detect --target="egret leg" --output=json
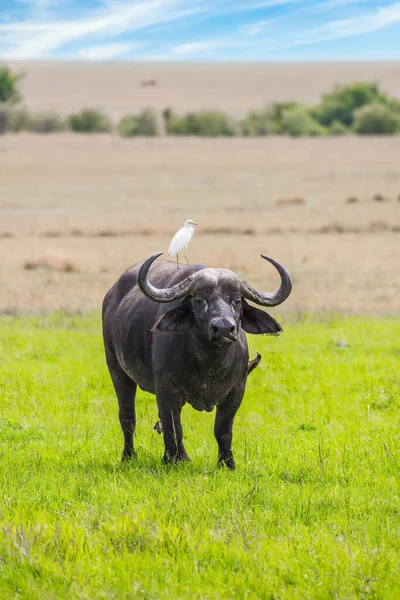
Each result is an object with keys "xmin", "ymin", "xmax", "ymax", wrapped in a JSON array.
[
  {"xmin": 176, "ymin": 254, "xmax": 180, "ymax": 269},
  {"xmin": 184, "ymin": 247, "xmax": 190, "ymax": 266}
]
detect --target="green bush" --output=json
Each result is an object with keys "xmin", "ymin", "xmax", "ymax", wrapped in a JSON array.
[
  {"xmin": 240, "ymin": 102, "xmax": 305, "ymax": 136},
  {"xmin": 384, "ymin": 97, "xmax": 400, "ymax": 113},
  {"xmin": 0, "ymin": 106, "xmax": 8, "ymax": 133},
  {"xmin": 0, "ymin": 106, "xmax": 31, "ymax": 133},
  {"xmin": 118, "ymin": 109, "xmax": 158, "ymax": 137},
  {"xmin": 29, "ymin": 112, "xmax": 65, "ymax": 133},
  {"xmin": 163, "ymin": 109, "xmax": 189, "ymax": 135},
  {"xmin": 329, "ymin": 120, "xmax": 349, "ymax": 136},
  {"xmin": 68, "ymin": 109, "xmax": 111, "ymax": 133},
  {"xmin": 265, "ymin": 101, "xmax": 300, "ymax": 131},
  {"xmin": 0, "ymin": 65, "xmax": 23, "ymax": 104},
  {"xmin": 314, "ymin": 82, "xmax": 392, "ymax": 127},
  {"xmin": 3, "ymin": 79, "xmax": 400, "ymax": 138},
  {"xmin": 165, "ymin": 109, "xmax": 236, "ymax": 137},
  {"xmin": 353, "ymin": 103, "xmax": 400, "ymax": 135},
  {"xmin": 7, "ymin": 107, "xmax": 31, "ymax": 131},
  {"xmin": 240, "ymin": 109, "xmax": 274, "ymax": 136},
  {"xmin": 0, "ymin": 107, "xmax": 64, "ymax": 133},
  {"xmin": 281, "ymin": 105, "xmax": 327, "ymax": 137}
]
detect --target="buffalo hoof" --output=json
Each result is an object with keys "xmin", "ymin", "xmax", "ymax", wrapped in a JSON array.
[
  {"xmin": 218, "ymin": 457, "xmax": 236, "ymax": 471},
  {"xmin": 121, "ymin": 448, "xmax": 136, "ymax": 462},
  {"xmin": 162, "ymin": 452, "xmax": 191, "ymax": 464}
]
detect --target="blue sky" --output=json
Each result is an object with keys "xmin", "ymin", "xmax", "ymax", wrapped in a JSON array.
[{"xmin": 1, "ymin": 1, "xmax": 400, "ymax": 61}]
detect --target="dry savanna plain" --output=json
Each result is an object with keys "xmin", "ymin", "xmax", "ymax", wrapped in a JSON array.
[
  {"xmin": 0, "ymin": 134, "xmax": 399, "ymax": 314},
  {"xmin": 1, "ymin": 61, "xmax": 400, "ymax": 315},
  {"xmin": 0, "ymin": 63, "xmax": 400, "ymax": 599}
]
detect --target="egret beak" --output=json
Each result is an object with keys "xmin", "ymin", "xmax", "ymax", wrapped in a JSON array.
[{"xmin": 189, "ymin": 221, "xmax": 199, "ymax": 226}]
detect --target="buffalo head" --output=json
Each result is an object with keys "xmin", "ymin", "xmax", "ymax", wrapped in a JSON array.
[{"xmin": 138, "ymin": 253, "xmax": 292, "ymax": 347}]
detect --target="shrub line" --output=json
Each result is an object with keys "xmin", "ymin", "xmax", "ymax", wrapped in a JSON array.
[{"xmin": 1, "ymin": 68, "xmax": 400, "ymax": 137}]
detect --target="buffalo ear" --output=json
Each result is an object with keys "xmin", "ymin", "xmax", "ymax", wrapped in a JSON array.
[
  {"xmin": 152, "ymin": 298, "xmax": 193, "ymax": 333},
  {"xmin": 241, "ymin": 300, "xmax": 282, "ymax": 335}
]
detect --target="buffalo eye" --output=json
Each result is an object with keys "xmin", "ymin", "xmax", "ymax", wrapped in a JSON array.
[
  {"xmin": 231, "ymin": 297, "xmax": 242, "ymax": 308},
  {"xmin": 194, "ymin": 296, "xmax": 206, "ymax": 306}
]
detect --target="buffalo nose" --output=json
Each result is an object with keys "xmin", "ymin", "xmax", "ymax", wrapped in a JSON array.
[{"xmin": 209, "ymin": 318, "xmax": 237, "ymax": 341}]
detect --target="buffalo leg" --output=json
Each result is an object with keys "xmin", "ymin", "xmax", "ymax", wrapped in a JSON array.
[
  {"xmin": 106, "ymin": 352, "xmax": 137, "ymax": 461},
  {"xmin": 156, "ymin": 395, "xmax": 189, "ymax": 463},
  {"xmin": 214, "ymin": 387, "xmax": 244, "ymax": 470}
]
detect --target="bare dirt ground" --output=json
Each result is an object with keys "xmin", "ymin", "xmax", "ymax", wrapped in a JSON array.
[
  {"xmin": 0, "ymin": 134, "xmax": 399, "ymax": 314},
  {"xmin": 7, "ymin": 61, "xmax": 400, "ymax": 118}
]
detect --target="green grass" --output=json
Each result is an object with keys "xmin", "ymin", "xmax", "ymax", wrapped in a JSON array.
[{"xmin": 0, "ymin": 313, "xmax": 399, "ymax": 599}]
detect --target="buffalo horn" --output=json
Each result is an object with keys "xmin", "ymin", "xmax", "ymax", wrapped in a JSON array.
[
  {"xmin": 240, "ymin": 255, "xmax": 292, "ymax": 307},
  {"xmin": 138, "ymin": 252, "xmax": 195, "ymax": 303}
]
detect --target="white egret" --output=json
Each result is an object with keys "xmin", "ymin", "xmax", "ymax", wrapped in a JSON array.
[{"xmin": 168, "ymin": 219, "xmax": 198, "ymax": 268}]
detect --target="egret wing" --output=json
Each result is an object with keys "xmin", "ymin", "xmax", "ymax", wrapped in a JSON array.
[
  {"xmin": 186, "ymin": 225, "xmax": 194, "ymax": 243},
  {"xmin": 168, "ymin": 227, "xmax": 187, "ymax": 256}
]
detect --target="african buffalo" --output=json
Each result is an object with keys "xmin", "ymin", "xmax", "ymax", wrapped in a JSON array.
[{"xmin": 102, "ymin": 252, "xmax": 292, "ymax": 469}]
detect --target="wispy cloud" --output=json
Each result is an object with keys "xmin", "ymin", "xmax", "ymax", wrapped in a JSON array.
[
  {"xmin": 172, "ymin": 38, "xmax": 251, "ymax": 56},
  {"xmin": 77, "ymin": 41, "xmax": 139, "ymax": 61},
  {"xmin": 238, "ymin": 1, "xmax": 400, "ymax": 49},
  {"xmin": 1, "ymin": 0, "xmax": 400, "ymax": 61},
  {"xmin": 1, "ymin": 0, "xmax": 203, "ymax": 59},
  {"xmin": 310, "ymin": 0, "xmax": 375, "ymax": 13},
  {"xmin": 230, "ymin": 0, "xmax": 301, "ymax": 9},
  {"xmin": 240, "ymin": 0, "xmax": 382, "ymax": 36},
  {"xmin": 13, "ymin": 0, "xmax": 63, "ymax": 20},
  {"xmin": 239, "ymin": 18, "xmax": 279, "ymax": 36},
  {"xmin": 172, "ymin": 41, "xmax": 228, "ymax": 55},
  {"xmin": 16, "ymin": 0, "xmax": 60, "ymax": 9},
  {"xmin": 281, "ymin": 2, "xmax": 400, "ymax": 47}
]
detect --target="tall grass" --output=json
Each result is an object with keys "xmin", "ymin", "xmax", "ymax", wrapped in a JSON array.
[{"xmin": 0, "ymin": 314, "xmax": 399, "ymax": 598}]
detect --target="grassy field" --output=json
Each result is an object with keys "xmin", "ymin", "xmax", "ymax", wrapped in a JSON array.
[{"xmin": 1, "ymin": 313, "xmax": 399, "ymax": 599}]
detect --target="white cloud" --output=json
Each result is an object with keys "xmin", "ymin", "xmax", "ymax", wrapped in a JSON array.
[
  {"xmin": 240, "ymin": 18, "xmax": 278, "ymax": 36},
  {"xmin": 77, "ymin": 41, "xmax": 138, "ymax": 61},
  {"xmin": 230, "ymin": 0, "xmax": 301, "ymax": 9},
  {"xmin": 310, "ymin": 0, "xmax": 375, "ymax": 13},
  {"xmin": 0, "ymin": 0, "xmax": 203, "ymax": 59},
  {"xmin": 1, "ymin": 0, "xmax": 400, "ymax": 61},
  {"xmin": 17, "ymin": 0, "xmax": 60, "ymax": 8},
  {"xmin": 239, "ymin": 1, "xmax": 400, "ymax": 50},
  {"xmin": 172, "ymin": 41, "xmax": 224, "ymax": 55},
  {"xmin": 14, "ymin": 0, "xmax": 64, "ymax": 20},
  {"xmin": 287, "ymin": 2, "xmax": 400, "ymax": 47},
  {"xmin": 172, "ymin": 38, "xmax": 250, "ymax": 55}
]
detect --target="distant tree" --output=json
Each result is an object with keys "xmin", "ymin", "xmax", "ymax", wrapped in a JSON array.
[
  {"xmin": 353, "ymin": 103, "xmax": 400, "ymax": 135},
  {"xmin": 240, "ymin": 110, "xmax": 271, "ymax": 136},
  {"xmin": 7, "ymin": 107, "xmax": 31, "ymax": 132},
  {"xmin": 0, "ymin": 65, "xmax": 23, "ymax": 104},
  {"xmin": 265, "ymin": 101, "xmax": 300, "ymax": 129},
  {"xmin": 240, "ymin": 102, "xmax": 305, "ymax": 136},
  {"xmin": 314, "ymin": 82, "xmax": 392, "ymax": 127},
  {"xmin": 29, "ymin": 112, "xmax": 66, "ymax": 133},
  {"xmin": 68, "ymin": 109, "xmax": 112, "ymax": 133},
  {"xmin": 329, "ymin": 120, "xmax": 349, "ymax": 136},
  {"xmin": 163, "ymin": 109, "xmax": 190, "ymax": 135},
  {"xmin": 119, "ymin": 109, "xmax": 158, "ymax": 136},
  {"xmin": 0, "ymin": 106, "xmax": 8, "ymax": 133},
  {"xmin": 281, "ymin": 105, "xmax": 327, "ymax": 137},
  {"xmin": 167, "ymin": 110, "xmax": 237, "ymax": 137}
]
